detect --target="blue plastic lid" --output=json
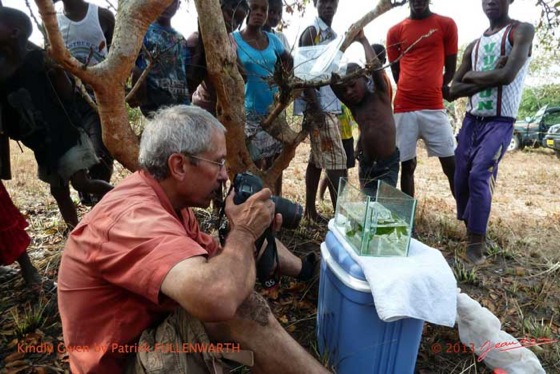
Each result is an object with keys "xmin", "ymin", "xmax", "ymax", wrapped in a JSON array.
[{"xmin": 325, "ymin": 230, "xmax": 367, "ymax": 281}]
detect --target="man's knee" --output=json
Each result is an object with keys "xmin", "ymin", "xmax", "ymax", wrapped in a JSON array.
[{"xmin": 235, "ymin": 292, "xmax": 271, "ymax": 326}]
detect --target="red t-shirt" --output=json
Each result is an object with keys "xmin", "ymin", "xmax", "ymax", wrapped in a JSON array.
[
  {"xmin": 386, "ymin": 14, "xmax": 458, "ymax": 113},
  {"xmin": 57, "ymin": 170, "xmax": 219, "ymax": 374}
]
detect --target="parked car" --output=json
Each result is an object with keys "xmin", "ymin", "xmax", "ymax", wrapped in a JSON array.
[
  {"xmin": 509, "ymin": 105, "xmax": 560, "ymax": 151},
  {"xmin": 543, "ymin": 124, "xmax": 560, "ymax": 159}
]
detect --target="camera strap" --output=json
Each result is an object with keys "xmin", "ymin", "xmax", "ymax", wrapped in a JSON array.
[{"xmin": 255, "ymin": 229, "xmax": 280, "ymax": 290}]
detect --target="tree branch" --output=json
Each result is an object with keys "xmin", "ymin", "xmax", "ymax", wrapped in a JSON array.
[
  {"xmin": 125, "ymin": 45, "xmax": 154, "ymax": 103},
  {"xmin": 34, "ymin": 0, "xmax": 175, "ymax": 171}
]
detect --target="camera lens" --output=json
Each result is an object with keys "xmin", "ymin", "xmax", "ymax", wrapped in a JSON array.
[{"xmin": 271, "ymin": 196, "xmax": 303, "ymax": 230}]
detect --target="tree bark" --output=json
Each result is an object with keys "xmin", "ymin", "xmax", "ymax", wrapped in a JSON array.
[{"xmin": 193, "ymin": 0, "xmax": 256, "ymax": 178}]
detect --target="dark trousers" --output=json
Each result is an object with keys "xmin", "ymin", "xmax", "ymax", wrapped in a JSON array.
[{"xmin": 359, "ymin": 148, "xmax": 400, "ymax": 197}]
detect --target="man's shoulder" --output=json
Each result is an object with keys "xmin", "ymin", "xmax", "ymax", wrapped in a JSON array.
[
  {"xmin": 387, "ymin": 17, "xmax": 409, "ymax": 36},
  {"xmin": 82, "ymin": 172, "xmax": 177, "ymax": 230},
  {"xmin": 431, "ymin": 13, "xmax": 457, "ymax": 27}
]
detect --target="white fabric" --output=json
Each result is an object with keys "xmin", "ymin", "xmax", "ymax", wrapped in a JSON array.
[
  {"xmin": 57, "ymin": 4, "xmax": 108, "ymax": 66},
  {"xmin": 394, "ymin": 109, "xmax": 456, "ymax": 161},
  {"xmin": 457, "ymin": 292, "xmax": 545, "ymax": 373},
  {"xmin": 328, "ymin": 220, "xmax": 457, "ymax": 327}
]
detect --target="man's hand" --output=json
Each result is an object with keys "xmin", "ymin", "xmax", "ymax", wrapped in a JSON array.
[
  {"xmin": 354, "ymin": 29, "xmax": 367, "ymax": 44},
  {"xmin": 225, "ymin": 188, "xmax": 275, "ymax": 242}
]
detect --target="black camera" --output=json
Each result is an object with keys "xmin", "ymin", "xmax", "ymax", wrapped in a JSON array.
[{"xmin": 233, "ymin": 172, "xmax": 303, "ymax": 230}]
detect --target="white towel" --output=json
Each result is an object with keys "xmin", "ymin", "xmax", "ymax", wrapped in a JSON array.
[{"xmin": 328, "ymin": 220, "xmax": 457, "ymax": 327}]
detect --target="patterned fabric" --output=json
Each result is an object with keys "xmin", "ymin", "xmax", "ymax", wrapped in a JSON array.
[
  {"xmin": 307, "ymin": 113, "xmax": 347, "ymax": 170},
  {"xmin": 467, "ymin": 22, "xmax": 530, "ymax": 118},
  {"xmin": 338, "ymin": 104, "xmax": 355, "ymax": 140},
  {"xmin": 136, "ymin": 23, "xmax": 191, "ymax": 114},
  {"xmin": 245, "ymin": 113, "xmax": 283, "ymax": 160}
]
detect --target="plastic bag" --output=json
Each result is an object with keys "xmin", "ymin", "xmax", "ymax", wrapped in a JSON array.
[
  {"xmin": 293, "ymin": 35, "xmax": 346, "ymax": 81},
  {"xmin": 456, "ymin": 291, "xmax": 545, "ymax": 374}
]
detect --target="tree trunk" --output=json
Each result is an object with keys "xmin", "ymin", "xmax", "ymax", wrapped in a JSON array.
[{"xmin": 193, "ymin": 0, "xmax": 255, "ymax": 177}]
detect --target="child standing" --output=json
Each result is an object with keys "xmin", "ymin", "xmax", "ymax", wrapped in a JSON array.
[{"xmin": 331, "ymin": 31, "xmax": 399, "ymax": 197}]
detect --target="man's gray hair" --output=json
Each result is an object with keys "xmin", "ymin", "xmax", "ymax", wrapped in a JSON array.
[{"xmin": 139, "ymin": 105, "xmax": 226, "ymax": 180}]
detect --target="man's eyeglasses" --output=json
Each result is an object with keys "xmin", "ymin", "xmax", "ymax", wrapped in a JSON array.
[{"xmin": 184, "ymin": 153, "xmax": 226, "ymax": 171}]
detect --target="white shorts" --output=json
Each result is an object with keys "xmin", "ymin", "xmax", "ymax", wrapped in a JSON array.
[{"xmin": 394, "ymin": 110, "xmax": 456, "ymax": 162}]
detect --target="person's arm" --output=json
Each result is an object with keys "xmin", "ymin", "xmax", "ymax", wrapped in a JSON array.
[
  {"xmin": 161, "ymin": 189, "xmax": 276, "ymax": 322},
  {"xmin": 448, "ymin": 41, "xmax": 480, "ymax": 100},
  {"xmin": 98, "ymin": 7, "xmax": 115, "ymax": 50},
  {"xmin": 463, "ymin": 23, "xmax": 534, "ymax": 87},
  {"xmin": 442, "ymin": 54, "xmax": 457, "ymax": 101},
  {"xmin": 186, "ymin": 30, "xmax": 206, "ymax": 95},
  {"xmin": 272, "ymin": 33, "xmax": 293, "ymax": 72},
  {"xmin": 356, "ymin": 31, "xmax": 388, "ymax": 95},
  {"xmin": 386, "ymin": 27, "xmax": 400, "ymax": 83},
  {"xmin": 441, "ymin": 18, "xmax": 458, "ymax": 101}
]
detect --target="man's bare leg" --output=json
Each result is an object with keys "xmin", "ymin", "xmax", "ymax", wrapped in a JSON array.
[
  {"xmin": 439, "ymin": 155, "xmax": 456, "ymax": 198},
  {"xmin": 400, "ymin": 158, "xmax": 417, "ymax": 197},
  {"xmin": 325, "ymin": 169, "xmax": 347, "ymax": 212},
  {"xmin": 204, "ymin": 292, "xmax": 330, "ymax": 374},
  {"xmin": 304, "ymin": 162, "xmax": 326, "ymax": 222}
]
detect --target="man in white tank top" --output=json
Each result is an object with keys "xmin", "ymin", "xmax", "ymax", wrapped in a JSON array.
[
  {"xmin": 56, "ymin": 0, "xmax": 115, "ymax": 205},
  {"xmin": 57, "ymin": 0, "xmax": 114, "ymax": 65},
  {"xmin": 449, "ymin": 0, "xmax": 534, "ymax": 265}
]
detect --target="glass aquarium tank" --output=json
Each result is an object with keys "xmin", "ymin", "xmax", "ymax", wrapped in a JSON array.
[{"xmin": 334, "ymin": 179, "xmax": 417, "ymax": 257}]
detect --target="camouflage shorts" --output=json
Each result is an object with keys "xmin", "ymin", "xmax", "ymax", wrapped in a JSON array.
[{"xmin": 126, "ymin": 308, "xmax": 253, "ymax": 374}]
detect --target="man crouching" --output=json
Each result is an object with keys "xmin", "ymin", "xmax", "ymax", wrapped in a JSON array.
[{"xmin": 57, "ymin": 105, "xmax": 328, "ymax": 374}]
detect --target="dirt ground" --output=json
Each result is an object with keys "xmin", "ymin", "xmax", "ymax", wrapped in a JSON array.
[{"xmin": 1, "ymin": 139, "xmax": 559, "ymax": 373}]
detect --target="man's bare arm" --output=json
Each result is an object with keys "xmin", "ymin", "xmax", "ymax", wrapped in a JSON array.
[
  {"xmin": 442, "ymin": 53, "xmax": 457, "ymax": 101},
  {"xmin": 161, "ymin": 189, "xmax": 275, "ymax": 322},
  {"xmin": 356, "ymin": 32, "xmax": 387, "ymax": 94},
  {"xmin": 462, "ymin": 23, "xmax": 534, "ymax": 87},
  {"xmin": 98, "ymin": 7, "xmax": 115, "ymax": 50},
  {"xmin": 449, "ymin": 41, "xmax": 488, "ymax": 100}
]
